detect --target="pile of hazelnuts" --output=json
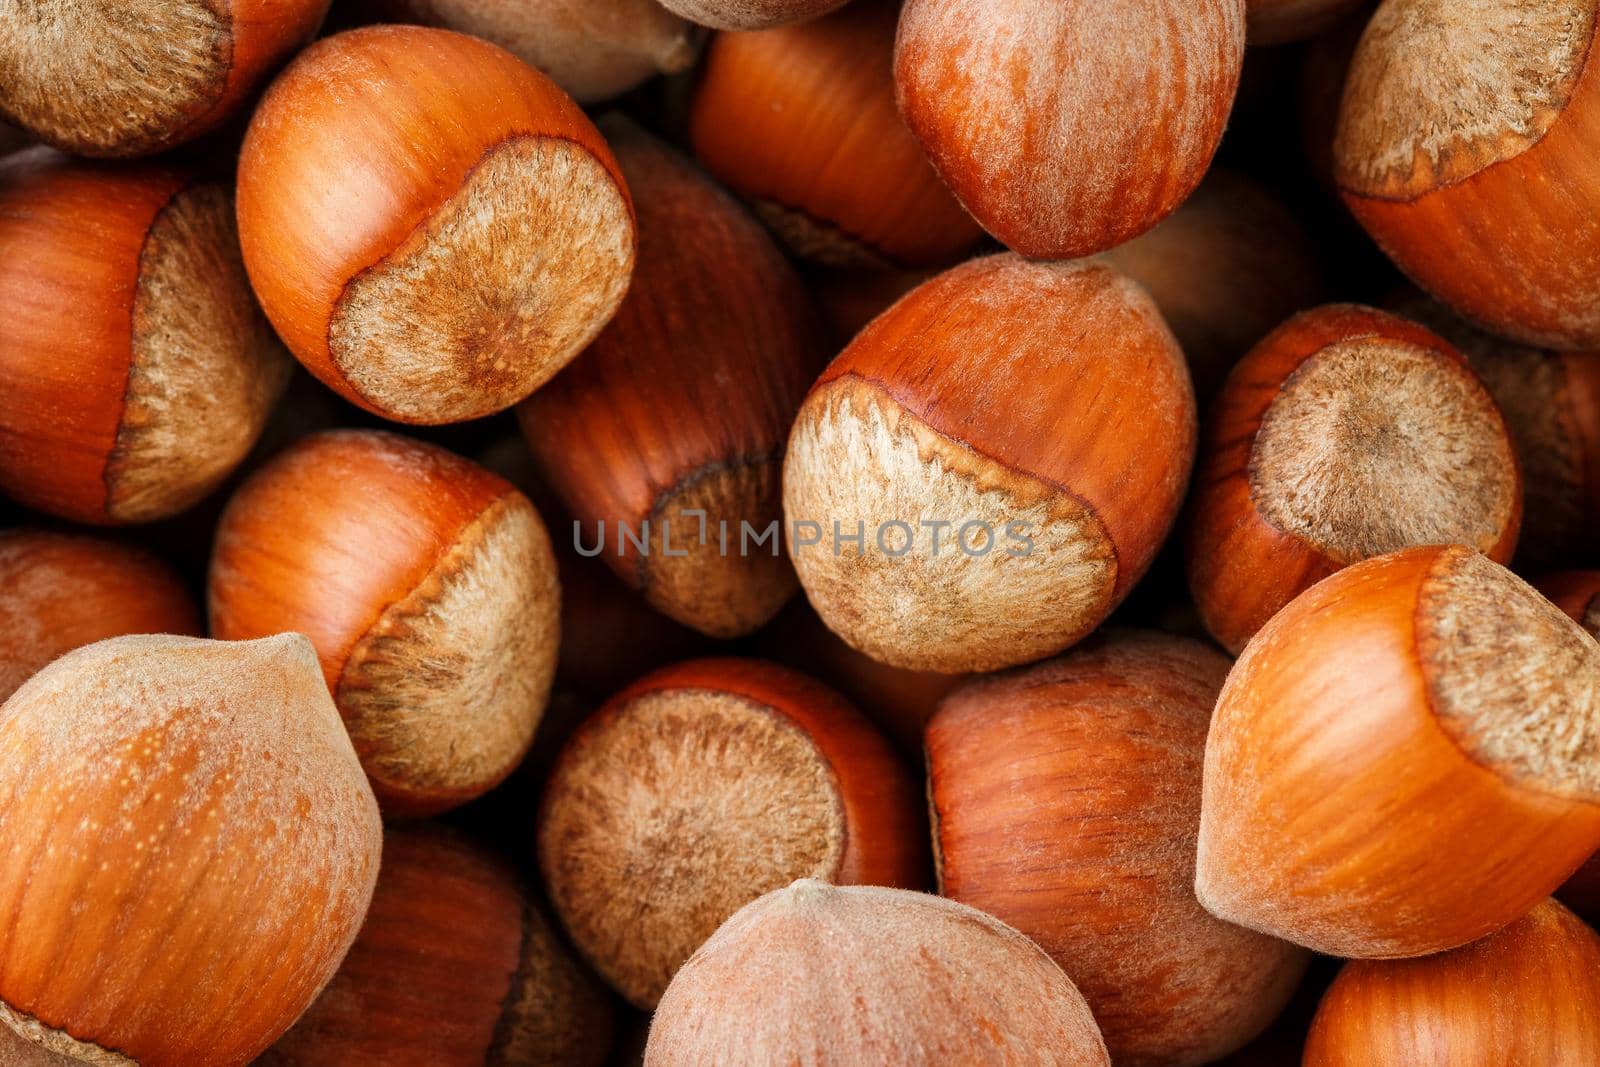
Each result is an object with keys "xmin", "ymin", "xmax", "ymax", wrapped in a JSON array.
[{"xmin": 2, "ymin": 0, "xmax": 1599, "ymax": 1063}]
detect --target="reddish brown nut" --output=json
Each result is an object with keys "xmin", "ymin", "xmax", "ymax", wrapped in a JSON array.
[
  {"xmin": 0, "ymin": 530, "xmax": 199, "ymax": 703},
  {"xmin": 0, "ymin": 634, "xmax": 382, "ymax": 1067},
  {"xmin": 1303, "ymin": 899, "xmax": 1600, "ymax": 1066},
  {"xmin": 656, "ymin": 0, "xmax": 848, "ymax": 30},
  {"xmin": 0, "ymin": 149, "xmax": 289, "ymax": 525},
  {"xmin": 1197, "ymin": 545, "xmax": 1600, "ymax": 959},
  {"xmin": 1104, "ymin": 169, "xmax": 1325, "ymax": 397},
  {"xmin": 342, "ymin": 0, "xmax": 699, "ymax": 102},
  {"xmin": 1248, "ymin": 0, "xmax": 1369, "ymax": 44},
  {"xmin": 928, "ymin": 632, "xmax": 1311, "ymax": 1067},
  {"xmin": 645, "ymin": 880, "xmax": 1111, "ymax": 1065},
  {"xmin": 537, "ymin": 659, "xmax": 923, "ymax": 1008},
  {"xmin": 517, "ymin": 120, "xmax": 822, "ymax": 639},
  {"xmin": 237, "ymin": 26, "xmax": 636, "ymax": 424},
  {"xmin": 1336, "ymin": 0, "xmax": 1600, "ymax": 348},
  {"xmin": 1187, "ymin": 305, "xmax": 1520, "ymax": 654},
  {"xmin": 688, "ymin": 0, "xmax": 981, "ymax": 268},
  {"xmin": 1394, "ymin": 298, "xmax": 1600, "ymax": 568},
  {"xmin": 260, "ymin": 826, "xmax": 613, "ymax": 1067},
  {"xmin": 895, "ymin": 0, "xmax": 1246, "ymax": 258},
  {"xmin": 0, "ymin": 0, "xmax": 328, "ymax": 157},
  {"xmin": 783, "ymin": 254, "xmax": 1196, "ymax": 673},
  {"xmin": 210, "ymin": 429, "xmax": 560, "ymax": 817}
]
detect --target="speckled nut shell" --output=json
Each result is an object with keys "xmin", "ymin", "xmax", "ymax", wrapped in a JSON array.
[
  {"xmin": 644, "ymin": 880, "xmax": 1111, "ymax": 1065},
  {"xmin": 1197, "ymin": 545, "xmax": 1600, "ymax": 959},
  {"xmin": 259, "ymin": 825, "xmax": 614, "ymax": 1067},
  {"xmin": 1336, "ymin": 0, "xmax": 1600, "ymax": 348},
  {"xmin": 1302, "ymin": 899, "xmax": 1600, "ymax": 1066},
  {"xmin": 928, "ymin": 633, "xmax": 1311, "ymax": 1067},
  {"xmin": 517, "ymin": 119, "xmax": 822, "ymax": 639},
  {"xmin": 782, "ymin": 253, "xmax": 1196, "ymax": 673},
  {"xmin": 537, "ymin": 659, "xmax": 923, "ymax": 1009},
  {"xmin": 0, "ymin": 634, "xmax": 382, "ymax": 1067},
  {"xmin": 1187, "ymin": 304, "xmax": 1521, "ymax": 654},
  {"xmin": 688, "ymin": 0, "xmax": 982, "ymax": 268},
  {"xmin": 209, "ymin": 430, "xmax": 560, "ymax": 818},
  {"xmin": 0, "ymin": 149, "xmax": 290, "ymax": 525},
  {"xmin": 0, "ymin": 0, "xmax": 329, "ymax": 157},
  {"xmin": 894, "ymin": 0, "xmax": 1247, "ymax": 259},
  {"xmin": 236, "ymin": 26, "xmax": 636, "ymax": 425},
  {"xmin": 0, "ymin": 530, "xmax": 199, "ymax": 703}
]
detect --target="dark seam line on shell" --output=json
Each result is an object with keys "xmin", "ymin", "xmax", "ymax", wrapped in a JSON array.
[{"xmin": 754, "ymin": 195, "xmax": 903, "ymax": 270}]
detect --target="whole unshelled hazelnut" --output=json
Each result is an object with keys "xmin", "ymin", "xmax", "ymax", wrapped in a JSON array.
[
  {"xmin": 260, "ymin": 826, "xmax": 613, "ymax": 1067},
  {"xmin": 343, "ymin": 0, "xmax": 699, "ymax": 102},
  {"xmin": 0, "ymin": 530, "xmax": 199, "ymax": 703},
  {"xmin": 894, "ymin": 0, "xmax": 1247, "ymax": 258},
  {"xmin": 656, "ymin": 0, "xmax": 847, "ymax": 30},
  {"xmin": 1336, "ymin": 0, "xmax": 1600, "ymax": 348},
  {"xmin": 1103, "ymin": 170, "xmax": 1325, "ymax": 398},
  {"xmin": 928, "ymin": 632, "xmax": 1310, "ymax": 1067},
  {"xmin": 210, "ymin": 429, "xmax": 560, "ymax": 817},
  {"xmin": 538, "ymin": 659, "xmax": 923, "ymax": 1008},
  {"xmin": 517, "ymin": 119, "xmax": 822, "ymax": 639},
  {"xmin": 645, "ymin": 880, "xmax": 1110, "ymax": 1065},
  {"xmin": 1197, "ymin": 545, "xmax": 1600, "ymax": 958},
  {"xmin": 1302, "ymin": 899, "xmax": 1600, "ymax": 1066},
  {"xmin": 0, "ymin": 0, "xmax": 327, "ymax": 157},
  {"xmin": 1186, "ymin": 304, "xmax": 1521, "ymax": 654},
  {"xmin": 688, "ymin": 0, "xmax": 982, "ymax": 268},
  {"xmin": 1395, "ymin": 298, "xmax": 1600, "ymax": 568},
  {"xmin": 0, "ymin": 634, "xmax": 382, "ymax": 1067},
  {"xmin": 783, "ymin": 254, "xmax": 1195, "ymax": 673},
  {"xmin": 0, "ymin": 149, "xmax": 290, "ymax": 525},
  {"xmin": 237, "ymin": 26, "xmax": 636, "ymax": 425},
  {"xmin": 1247, "ymin": 0, "xmax": 1369, "ymax": 44}
]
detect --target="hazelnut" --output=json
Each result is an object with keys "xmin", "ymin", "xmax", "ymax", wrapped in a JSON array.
[
  {"xmin": 783, "ymin": 254, "xmax": 1196, "ymax": 673},
  {"xmin": 0, "ymin": 529, "xmax": 199, "ymax": 703},
  {"xmin": 0, "ymin": 149, "xmax": 290, "ymax": 525},
  {"xmin": 1394, "ymin": 298, "xmax": 1600, "ymax": 568},
  {"xmin": 537, "ymin": 659, "xmax": 923, "ymax": 1008},
  {"xmin": 0, "ymin": 0, "xmax": 327, "ymax": 157},
  {"xmin": 655, "ymin": 0, "xmax": 848, "ymax": 31},
  {"xmin": 236, "ymin": 26, "xmax": 636, "ymax": 425},
  {"xmin": 1197, "ymin": 545, "xmax": 1600, "ymax": 958},
  {"xmin": 928, "ymin": 632, "xmax": 1311, "ymax": 1067},
  {"xmin": 517, "ymin": 119, "xmax": 822, "ymax": 639},
  {"xmin": 645, "ymin": 880, "xmax": 1110, "ymax": 1065},
  {"xmin": 894, "ymin": 0, "xmax": 1246, "ymax": 258},
  {"xmin": 1303, "ymin": 899, "xmax": 1600, "ymax": 1066},
  {"xmin": 0, "ymin": 634, "xmax": 381, "ymax": 1066},
  {"xmin": 1538, "ymin": 570, "xmax": 1600, "ymax": 921},
  {"xmin": 210, "ymin": 430, "xmax": 560, "ymax": 817},
  {"xmin": 1247, "ymin": 0, "xmax": 1370, "ymax": 45},
  {"xmin": 1103, "ymin": 170, "xmax": 1325, "ymax": 398},
  {"xmin": 342, "ymin": 0, "xmax": 700, "ymax": 102},
  {"xmin": 1186, "ymin": 304, "xmax": 1521, "ymax": 653},
  {"xmin": 1335, "ymin": 0, "xmax": 1600, "ymax": 348},
  {"xmin": 260, "ymin": 825, "xmax": 613, "ymax": 1067},
  {"xmin": 688, "ymin": 0, "xmax": 982, "ymax": 268}
]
